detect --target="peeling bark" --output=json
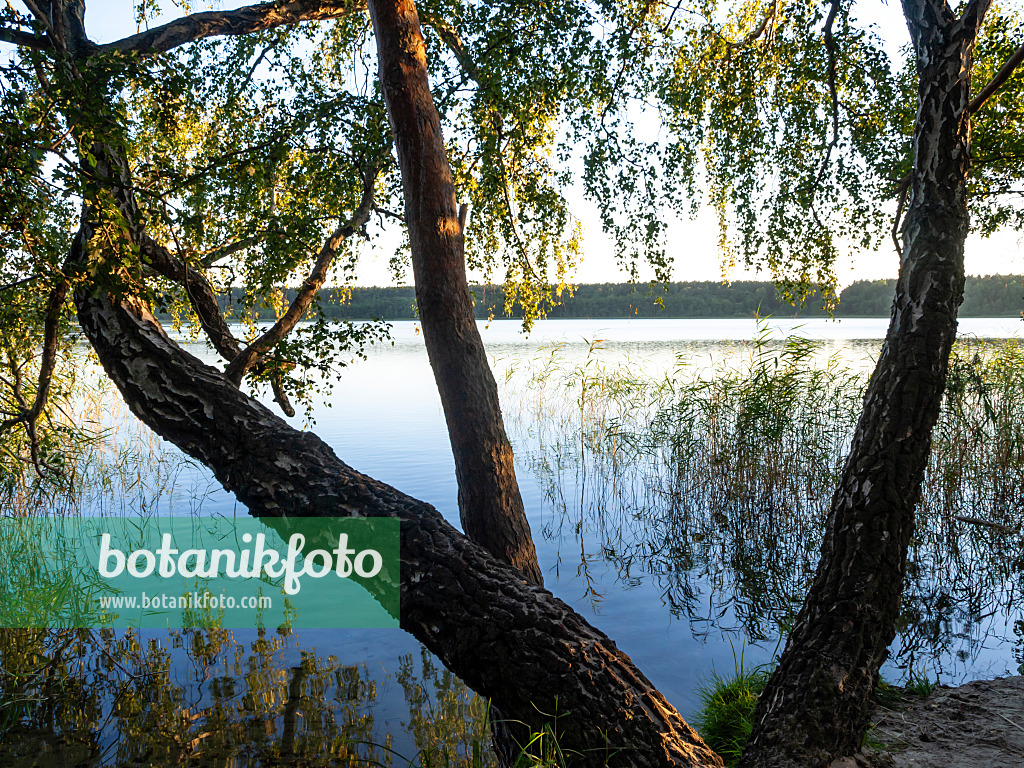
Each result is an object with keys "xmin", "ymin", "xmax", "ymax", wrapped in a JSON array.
[
  {"xmin": 739, "ymin": 2, "xmax": 991, "ymax": 766},
  {"xmin": 367, "ymin": 0, "xmax": 543, "ymax": 586}
]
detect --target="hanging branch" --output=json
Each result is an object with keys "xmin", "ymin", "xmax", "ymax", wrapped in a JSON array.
[
  {"xmin": 0, "ymin": 277, "xmax": 70, "ymax": 476},
  {"xmin": 0, "ymin": 278, "xmax": 69, "ymax": 433},
  {"xmin": 806, "ymin": 0, "xmax": 841, "ymax": 233}
]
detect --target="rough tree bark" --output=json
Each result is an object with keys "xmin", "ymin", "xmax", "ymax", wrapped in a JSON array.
[
  {"xmin": 366, "ymin": 0, "xmax": 543, "ymax": 586},
  {"xmin": 23, "ymin": 3, "xmax": 714, "ymax": 761},
  {"xmin": 739, "ymin": 1, "xmax": 991, "ymax": 766},
  {"xmin": 73, "ymin": 271, "xmax": 722, "ymax": 768},
  {"xmin": 24, "ymin": 0, "xmax": 710, "ymax": 757}
]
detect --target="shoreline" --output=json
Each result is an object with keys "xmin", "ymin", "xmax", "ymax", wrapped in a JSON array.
[{"xmin": 857, "ymin": 675, "xmax": 1024, "ymax": 767}]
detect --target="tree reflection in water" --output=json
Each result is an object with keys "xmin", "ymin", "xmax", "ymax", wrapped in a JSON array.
[{"xmin": 0, "ymin": 628, "xmax": 492, "ymax": 767}]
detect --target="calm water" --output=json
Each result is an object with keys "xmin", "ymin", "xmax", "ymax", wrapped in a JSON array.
[{"xmin": 32, "ymin": 317, "xmax": 1024, "ymax": 760}]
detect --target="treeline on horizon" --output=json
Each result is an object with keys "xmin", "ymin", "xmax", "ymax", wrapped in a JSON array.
[{"xmin": 208, "ymin": 275, "xmax": 1024, "ymax": 321}]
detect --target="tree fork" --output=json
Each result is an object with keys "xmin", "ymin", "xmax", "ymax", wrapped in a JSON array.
[{"xmin": 367, "ymin": 0, "xmax": 543, "ymax": 586}]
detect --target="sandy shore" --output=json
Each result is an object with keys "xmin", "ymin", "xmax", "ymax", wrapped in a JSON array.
[{"xmin": 855, "ymin": 676, "xmax": 1024, "ymax": 767}]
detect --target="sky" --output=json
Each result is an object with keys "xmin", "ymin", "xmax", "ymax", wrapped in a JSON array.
[{"xmin": 10, "ymin": 0, "xmax": 1024, "ymax": 289}]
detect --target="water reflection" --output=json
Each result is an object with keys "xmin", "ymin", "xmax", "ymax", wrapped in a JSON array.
[
  {"xmin": 508, "ymin": 337, "xmax": 1024, "ymax": 681},
  {"xmin": 0, "ymin": 628, "xmax": 492, "ymax": 767},
  {"xmin": 5, "ymin": 321, "xmax": 1023, "ymax": 762}
]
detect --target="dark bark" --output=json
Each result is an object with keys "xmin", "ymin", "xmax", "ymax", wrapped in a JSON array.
[
  {"xmin": 367, "ymin": 0, "xmax": 543, "ymax": 586},
  {"xmin": 72, "ymin": 276, "xmax": 722, "ymax": 768},
  {"xmin": 739, "ymin": 2, "xmax": 991, "ymax": 767}
]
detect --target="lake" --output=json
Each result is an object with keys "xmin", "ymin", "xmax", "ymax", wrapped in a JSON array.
[{"xmin": 14, "ymin": 316, "xmax": 1024, "ymax": 763}]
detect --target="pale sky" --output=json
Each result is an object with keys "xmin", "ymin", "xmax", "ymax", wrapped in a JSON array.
[{"xmin": 11, "ymin": 0, "xmax": 1024, "ymax": 288}]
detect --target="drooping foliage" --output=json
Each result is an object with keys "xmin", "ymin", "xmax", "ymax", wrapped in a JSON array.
[{"xmin": 2, "ymin": 0, "xmax": 1024, "ymax": 470}]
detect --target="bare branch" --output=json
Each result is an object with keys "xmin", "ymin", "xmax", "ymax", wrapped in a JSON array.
[
  {"xmin": 0, "ymin": 274, "xmax": 40, "ymax": 293},
  {"xmin": 372, "ymin": 204, "xmax": 404, "ymax": 223},
  {"xmin": 270, "ymin": 376, "xmax": 295, "ymax": 417},
  {"xmin": 101, "ymin": 0, "xmax": 366, "ymax": 55},
  {"xmin": 199, "ymin": 235, "xmax": 263, "ymax": 267},
  {"xmin": 224, "ymin": 166, "xmax": 377, "ymax": 384},
  {"xmin": 0, "ymin": 26, "xmax": 51, "ymax": 50},
  {"xmin": 142, "ymin": 235, "xmax": 244, "ymax": 361},
  {"xmin": 955, "ymin": 514, "xmax": 1018, "ymax": 532}
]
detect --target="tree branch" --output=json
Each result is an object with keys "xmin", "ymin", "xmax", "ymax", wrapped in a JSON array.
[
  {"xmin": 0, "ymin": 277, "xmax": 69, "ymax": 438},
  {"xmin": 140, "ymin": 234, "xmax": 297, "ymax": 416},
  {"xmin": 199, "ymin": 235, "xmax": 263, "ymax": 267},
  {"xmin": 0, "ymin": 274, "xmax": 40, "ymax": 293},
  {"xmin": 420, "ymin": 13, "xmax": 480, "ymax": 82},
  {"xmin": 142, "ymin": 235, "xmax": 244, "ymax": 362},
  {"xmin": 223, "ymin": 166, "xmax": 377, "ymax": 384},
  {"xmin": 101, "ymin": 0, "xmax": 366, "ymax": 55},
  {"xmin": 725, "ymin": 0, "xmax": 779, "ymax": 55},
  {"xmin": 0, "ymin": 26, "xmax": 51, "ymax": 50},
  {"xmin": 970, "ymin": 40, "xmax": 1024, "ymax": 114},
  {"xmin": 960, "ymin": 0, "xmax": 994, "ymax": 36}
]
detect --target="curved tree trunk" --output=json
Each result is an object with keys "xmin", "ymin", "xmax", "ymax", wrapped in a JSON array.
[
  {"xmin": 740, "ymin": 2, "xmax": 990, "ymax": 766},
  {"xmin": 73, "ymin": 273, "xmax": 722, "ymax": 767},
  {"xmin": 367, "ymin": 0, "xmax": 543, "ymax": 586}
]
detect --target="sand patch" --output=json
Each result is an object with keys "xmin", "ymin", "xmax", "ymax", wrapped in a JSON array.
[{"xmin": 861, "ymin": 676, "xmax": 1024, "ymax": 768}]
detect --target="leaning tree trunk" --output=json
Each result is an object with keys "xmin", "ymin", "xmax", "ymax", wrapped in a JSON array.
[
  {"xmin": 367, "ymin": 0, "xmax": 542, "ymax": 586},
  {"xmin": 740, "ymin": 2, "xmax": 990, "ymax": 767},
  {"xmin": 73, "ymin": 267, "xmax": 722, "ymax": 768}
]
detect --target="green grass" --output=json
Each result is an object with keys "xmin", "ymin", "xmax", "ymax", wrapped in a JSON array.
[
  {"xmin": 691, "ymin": 664, "xmax": 939, "ymax": 768},
  {"xmin": 693, "ymin": 664, "xmax": 771, "ymax": 768},
  {"xmin": 874, "ymin": 669, "xmax": 939, "ymax": 707}
]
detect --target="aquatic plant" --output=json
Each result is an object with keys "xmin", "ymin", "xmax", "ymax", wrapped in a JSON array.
[{"xmin": 504, "ymin": 330, "xmax": 1024, "ymax": 675}]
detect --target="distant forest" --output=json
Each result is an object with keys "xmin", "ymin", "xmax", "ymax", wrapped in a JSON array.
[{"xmin": 207, "ymin": 275, "xmax": 1024, "ymax": 321}]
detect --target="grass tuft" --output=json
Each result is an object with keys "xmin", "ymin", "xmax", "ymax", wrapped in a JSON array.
[{"xmin": 693, "ymin": 664, "xmax": 771, "ymax": 768}]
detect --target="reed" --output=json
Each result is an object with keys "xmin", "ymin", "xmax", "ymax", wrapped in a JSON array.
[{"xmin": 503, "ymin": 329, "xmax": 1024, "ymax": 664}]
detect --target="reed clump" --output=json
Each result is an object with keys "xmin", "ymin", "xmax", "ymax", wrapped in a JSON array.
[{"xmin": 505, "ymin": 330, "xmax": 1024, "ymax": 661}]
